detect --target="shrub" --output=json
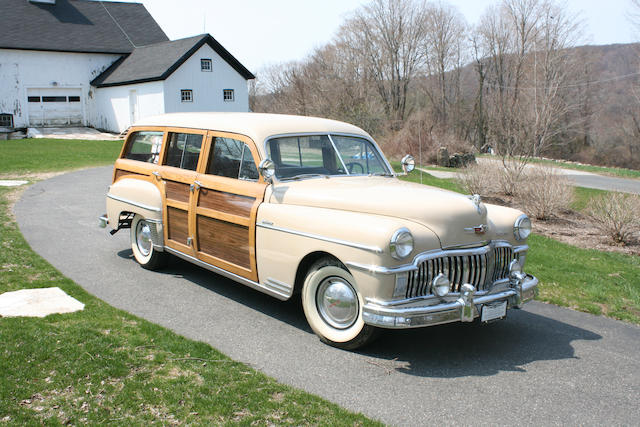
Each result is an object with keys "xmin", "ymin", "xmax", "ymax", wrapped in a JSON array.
[
  {"xmin": 516, "ymin": 166, "xmax": 574, "ymax": 220},
  {"xmin": 456, "ymin": 162, "xmax": 501, "ymax": 196},
  {"xmin": 586, "ymin": 192, "xmax": 640, "ymax": 245}
]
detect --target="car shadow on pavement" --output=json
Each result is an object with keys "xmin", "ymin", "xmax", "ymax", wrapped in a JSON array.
[
  {"xmin": 119, "ymin": 250, "xmax": 602, "ymax": 378},
  {"xmin": 358, "ymin": 309, "xmax": 602, "ymax": 378}
]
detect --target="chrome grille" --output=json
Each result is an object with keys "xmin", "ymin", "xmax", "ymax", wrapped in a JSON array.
[{"xmin": 405, "ymin": 246, "xmax": 514, "ymax": 299}]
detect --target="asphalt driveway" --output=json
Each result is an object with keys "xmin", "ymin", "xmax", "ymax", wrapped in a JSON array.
[{"xmin": 15, "ymin": 167, "xmax": 640, "ymax": 426}]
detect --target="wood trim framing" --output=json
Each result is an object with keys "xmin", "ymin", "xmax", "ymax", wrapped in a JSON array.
[{"xmin": 113, "ymin": 125, "xmax": 267, "ymax": 282}]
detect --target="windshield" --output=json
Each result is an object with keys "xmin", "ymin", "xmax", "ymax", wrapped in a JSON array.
[{"xmin": 266, "ymin": 134, "xmax": 391, "ymax": 180}]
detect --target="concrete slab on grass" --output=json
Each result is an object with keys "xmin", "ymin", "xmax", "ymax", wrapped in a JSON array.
[
  {"xmin": 0, "ymin": 287, "xmax": 84, "ymax": 318},
  {"xmin": 0, "ymin": 180, "xmax": 28, "ymax": 187}
]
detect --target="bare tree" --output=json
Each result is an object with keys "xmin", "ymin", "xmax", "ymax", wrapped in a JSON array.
[
  {"xmin": 473, "ymin": 0, "xmax": 583, "ymax": 192},
  {"xmin": 422, "ymin": 1, "xmax": 467, "ymax": 126},
  {"xmin": 339, "ymin": 0, "xmax": 427, "ymax": 124}
]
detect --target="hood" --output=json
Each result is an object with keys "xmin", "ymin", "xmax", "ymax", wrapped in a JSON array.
[{"xmin": 269, "ymin": 176, "xmax": 492, "ymax": 248}]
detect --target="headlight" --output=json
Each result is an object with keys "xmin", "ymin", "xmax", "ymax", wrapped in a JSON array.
[
  {"xmin": 514, "ymin": 215, "xmax": 531, "ymax": 241},
  {"xmin": 390, "ymin": 228, "xmax": 414, "ymax": 260}
]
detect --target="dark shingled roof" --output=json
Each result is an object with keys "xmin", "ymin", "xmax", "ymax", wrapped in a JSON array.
[
  {"xmin": 91, "ymin": 34, "xmax": 255, "ymax": 87},
  {"xmin": 0, "ymin": 0, "xmax": 168, "ymax": 54}
]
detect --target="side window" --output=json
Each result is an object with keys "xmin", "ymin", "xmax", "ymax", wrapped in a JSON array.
[
  {"xmin": 207, "ymin": 137, "xmax": 259, "ymax": 181},
  {"xmin": 123, "ymin": 131, "xmax": 163, "ymax": 164},
  {"xmin": 164, "ymin": 132, "xmax": 203, "ymax": 171}
]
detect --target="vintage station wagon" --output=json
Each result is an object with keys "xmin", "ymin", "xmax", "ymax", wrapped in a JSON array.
[{"xmin": 100, "ymin": 112, "xmax": 538, "ymax": 349}]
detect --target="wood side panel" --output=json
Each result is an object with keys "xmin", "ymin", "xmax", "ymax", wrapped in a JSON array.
[
  {"xmin": 196, "ymin": 216, "xmax": 250, "ymax": 269},
  {"xmin": 114, "ymin": 169, "xmax": 145, "ymax": 181},
  {"xmin": 167, "ymin": 207, "xmax": 189, "ymax": 245},
  {"xmin": 165, "ymin": 180, "xmax": 190, "ymax": 203},
  {"xmin": 198, "ymin": 188, "xmax": 254, "ymax": 218}
]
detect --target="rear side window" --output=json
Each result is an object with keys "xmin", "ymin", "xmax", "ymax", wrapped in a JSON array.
[
  {"xmin": 207, "ymin": 137, "xmax": 259, "ymax": 181},
  {"xmin": 164, "ymin": 132, "xmax": 203, "ymax": 171},
  {"xmin": 123, "ymin": 131, "xmax": 164, "ymax": 164}
]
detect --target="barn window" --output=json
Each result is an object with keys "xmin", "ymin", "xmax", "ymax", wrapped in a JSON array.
[
  {"xmin": 181, "ymin": 89, "xmax": 193, "ymax": 102},
  {"xmin": 43, "ymin": 96, "xmax": 67, "ymax": 102},
  {"xmin": 201, "ymin": 59, "xmax": 212, "ymax": 71},
  {"xmin": 0, "ymin": 114, "xmax": 14, "ymax": 128},
  {"xmin": 223, "ymin": 89, "xmax": 234, "ymax": 102}
]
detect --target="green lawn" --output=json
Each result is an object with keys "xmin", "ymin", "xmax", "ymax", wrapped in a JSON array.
[
  {"xmin": 0, "ymin": 140, "xmax": 379, "ymax": 425},
  {"xmin": 393, "ymin": 164, "xmax": 465, "ymax": 193},
  {"xmin": 571, "ymin": 187, "xmax": 609, "ymax": 212},
  {"xmin": 0, "ymin": 139, "xmax": 123, "ymax": 174},
  {"xmin": 527, "ymin": 234, "xmax": 640, "ymax": 323}
]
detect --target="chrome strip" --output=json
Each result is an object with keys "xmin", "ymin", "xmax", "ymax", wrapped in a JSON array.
[
  {"xmin": 346, "ymin": 240, "xmax": 516, "ymax": 275},
  {"xmin": 164, "ymin": 247, "xmax": 290, "ymax": 301},
  {"xmin": 513, "ymin": 245, "xmax": 529, "ymax": 253},
  {"xmin": 265, "ymin": 278, "xmax": 293, "ymax": 294},
  {"xmin": 257, "ymin": 222, "xmax": 384, "ymax": 254},
  {"xmin": 107, "ymin": 193, "xmax": 162, "ymax": 213}
]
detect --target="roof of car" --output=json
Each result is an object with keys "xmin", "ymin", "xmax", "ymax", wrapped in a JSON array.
[{"xmin": 132, "ymin": 113, "xmax": 372, "ymax": 154}]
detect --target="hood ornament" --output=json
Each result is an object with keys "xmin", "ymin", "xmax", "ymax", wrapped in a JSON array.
[{"xmin": 469, "ymin": 194, "xmax": 483, "ymax": 214}]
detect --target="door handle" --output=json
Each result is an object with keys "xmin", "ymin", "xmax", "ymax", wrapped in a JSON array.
[
  {"xmin": 190, "ymin": 180, "xmax": 202, "ymax": 192},
  {"xmin": 152, "ymin": 171, "xmax": 161, "ymax": 179}
]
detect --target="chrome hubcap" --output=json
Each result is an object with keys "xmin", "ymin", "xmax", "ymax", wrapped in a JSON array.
[
  {"xmin": 136, "ymin": 220, "xmax": 152, "ymax": 257},
  {"xmin": 316, "ymin": 277, "xmax": 358, "ymax": 329}
]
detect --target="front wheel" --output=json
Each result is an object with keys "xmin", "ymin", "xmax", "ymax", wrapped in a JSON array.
[
  {"xmin": 301, "ymin": 259, "xmax": 378, "ymax": 350},
  {"xmin": 130, "ymin": 214, "xmax": 167, "ymax": 270}
]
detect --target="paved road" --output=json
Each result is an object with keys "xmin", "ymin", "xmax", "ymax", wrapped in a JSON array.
[
  {"xmin": 425, "ymin": 161, "xmax": 640, "ymax": 195},
  {"xmin": 15, "ymin": 167, "xmax": 640, "ymax": 426}
]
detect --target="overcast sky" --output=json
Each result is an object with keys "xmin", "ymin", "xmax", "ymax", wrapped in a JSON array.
[{"xmin": 135, "ymin": 0, "xmax": 638, "ymax": 73}]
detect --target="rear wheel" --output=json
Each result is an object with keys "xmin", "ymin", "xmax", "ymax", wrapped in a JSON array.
[
  {"xmin": 130, "ymin": 214, "xmax": 167, "ymax": 270},
  {"xmin": 301, "ymin": 258, "xmax": 378, "ymax": 350}
]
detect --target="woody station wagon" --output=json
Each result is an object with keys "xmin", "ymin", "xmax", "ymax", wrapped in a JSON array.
[{"xmin": 100, "ymin": 112, "xmax": 538, "ymax": 349}]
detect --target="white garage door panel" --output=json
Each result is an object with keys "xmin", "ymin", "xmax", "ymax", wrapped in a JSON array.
[{"xmin": 27, "ymin": 88, "xmax": 83, "ymax": 126}]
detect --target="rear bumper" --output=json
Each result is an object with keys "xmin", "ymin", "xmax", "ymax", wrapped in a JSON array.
[{"xmin": 362, "ymin": 274, "xmax": 538, "ymax": 329}]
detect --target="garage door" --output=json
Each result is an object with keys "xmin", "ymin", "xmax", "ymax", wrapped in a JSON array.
[{"xmin": 27, "ymin": 88, "xmax": 83, "ymax": 126}]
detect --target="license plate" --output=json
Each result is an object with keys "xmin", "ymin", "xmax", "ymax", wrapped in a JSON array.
[{"xmin": 481, "ymin": 301, "xmax": 507, "ymax": 322}]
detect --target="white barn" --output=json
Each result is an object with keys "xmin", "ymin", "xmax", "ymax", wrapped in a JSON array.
[{"xmin": 0, "ymin": 0, "xmax": 254, "ymax": 133}]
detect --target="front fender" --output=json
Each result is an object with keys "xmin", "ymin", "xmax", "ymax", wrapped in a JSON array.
[{"xmin": 255, "ymin": 203, "xmax": 440, "ymax": 300}]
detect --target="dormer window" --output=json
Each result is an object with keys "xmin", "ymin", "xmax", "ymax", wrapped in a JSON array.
[{"xmin": 200, "ymin": 59, "xmax": 212, "ymax": 72}]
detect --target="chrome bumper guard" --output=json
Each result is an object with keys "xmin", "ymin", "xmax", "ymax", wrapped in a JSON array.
[
  {"xmin": 362, "ymin": 274, "xmax": 538, "ymax": 329},
  {"xmin": 98, "ymin": 214, "xmax": 108, "ymax": 228}
]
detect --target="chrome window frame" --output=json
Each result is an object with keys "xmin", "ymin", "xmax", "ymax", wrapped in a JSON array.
[{"xmin": 262, "ymin": 132, "xmax": 395, "ymax": 179}]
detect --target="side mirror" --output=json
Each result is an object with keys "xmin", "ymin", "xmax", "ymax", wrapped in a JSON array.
[
  {"xmin": 401, "ymin": 154, "xmax": 415, "ymax": 174},
  {"xmin": 259, "ymin": 158, "xmax": 276, "ymax": 183}
]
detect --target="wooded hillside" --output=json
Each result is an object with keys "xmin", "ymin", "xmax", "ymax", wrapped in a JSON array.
[{"xmin": 251, "ymin": 0, "xmax": 640, "ymax": 170}]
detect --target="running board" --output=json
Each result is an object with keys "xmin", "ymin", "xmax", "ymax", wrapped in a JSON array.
[{"xmin": 164, "ymin": 247, "xmax": 290, "ymax": 301}]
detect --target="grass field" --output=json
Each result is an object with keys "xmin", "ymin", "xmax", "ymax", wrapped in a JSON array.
[
  {"xmin": 0, "ymin": 139, "xmax": 379, "ymax": 425},
  {"xmin": 0, "ymin": 139, "xmax": 123, "ymax": 175}
]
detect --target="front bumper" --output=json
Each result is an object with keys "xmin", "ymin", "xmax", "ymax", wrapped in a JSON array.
[{"xmin": 362, "ymin": 274, "xmax": 538, "ymax": 329}]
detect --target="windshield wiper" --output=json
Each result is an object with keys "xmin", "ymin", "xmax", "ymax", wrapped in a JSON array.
[
  {"xmin": 370, "ymin": 172, "xmax": 395, "ymax": 177},
  {"xmin": 282, "ymin": 173, "xmax": 329, "ymax": 181}
]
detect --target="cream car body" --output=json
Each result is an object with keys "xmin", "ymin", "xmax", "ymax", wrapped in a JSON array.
[{"xmin": 101, "ymin": 112, "xmax": 538, "ymax": 349}]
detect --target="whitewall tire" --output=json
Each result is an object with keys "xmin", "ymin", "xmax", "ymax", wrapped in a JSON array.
[
  {"xmin": 130, "ymin": 214, "xmax": 167, "ymax": 270},
  {"xmin": 302, "ymin": 259, "xmax": 378, "ymax": 349}
]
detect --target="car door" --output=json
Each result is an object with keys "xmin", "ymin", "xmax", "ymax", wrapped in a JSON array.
[
  {"xmin": 156, "ymin": 128, "xmax": 206, "ymax": 255},
  {"xmin": 190, "ymin": 132, "xmax": 266, "ymax": 282}
]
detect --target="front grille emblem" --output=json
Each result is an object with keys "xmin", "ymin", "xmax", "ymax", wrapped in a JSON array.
[{"xmin": 464, "ymin": 224, "xmax": 487, "ymax": 234}]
